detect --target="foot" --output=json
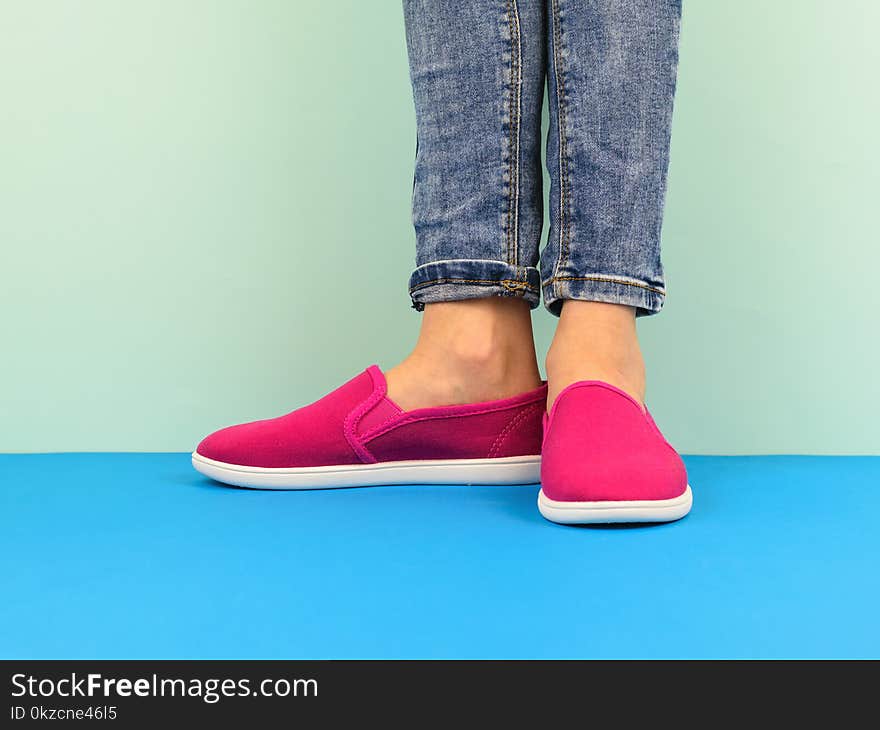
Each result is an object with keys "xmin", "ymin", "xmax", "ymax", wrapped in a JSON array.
[
  {"xmin": 545, "ymin": 301, "xmax": 646, "ymax": 410},
  {"xmin": 386, "ymin": 298, "xmax": 544, "ymax": 410},
  {"xmin": 538, "ymin": 380, "xmax": 691, "ymax": 524},
  {"xmin": 539, "ymin": 300, "xmax": 690, "ymax": 525},
  {"xmin": 193, "ymin": 365, "xmax": 546, "ymax": 489}
]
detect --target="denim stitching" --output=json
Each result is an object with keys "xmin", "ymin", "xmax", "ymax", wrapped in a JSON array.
[
  {"xmin": 545, "ymin": 275, "xmax": 666, "ymax": 296},
  {"xmin": 410, "ymin": 277, "xmax": 538, "ymax": 293},
  {"xmin": 504, "ymin": 0, "xmax": 513, "ymax": 264},
  {"xmin": 505, "ymin": 0, "xmax": 523, "ymax": 268},
  {"xmin": 500, "ymin": 280, "xmax": 533, "ymax": 294},
  {"xmin": 411, "ymin": 258, "xmax": 526, "ymax": 269},
  {"xmin": 549, "ymin": 0, "xmax": 571, "ymax": 291}
]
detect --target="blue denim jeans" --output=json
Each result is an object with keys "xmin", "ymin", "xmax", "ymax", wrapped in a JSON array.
[{"xmin": 403, "ymin": 0, "xmax": 681, "ymax": 315}]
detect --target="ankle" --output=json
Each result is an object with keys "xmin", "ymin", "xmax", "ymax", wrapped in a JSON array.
[
  {"xmin": 403, "ymin": 347, "xmax": 539, "ymax": 403},
  {"xmin": 387, "ymin": 299, "xmax": 542, "ymax": 409},
  {"xmin": 546, "ymin": 301, "xmax": 646, "ymax": 408}
]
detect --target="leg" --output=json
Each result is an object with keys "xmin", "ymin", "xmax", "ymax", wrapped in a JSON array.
[
  {"xmin": 536, "ymin": 0, "xmax": 690, "ymax": 524},
  {"xmin": 387, "ymin": 298, "xmax": 542, "ymax": 410},
  {"xmin": 193, "ymin": 2, "xmax": 553, "ymax": 489},
  {"xmin": 389, "ymin": 0, "xmax": 548, "ymax": 409},
  {"xmin": 542, "ymin": 0, "xmax": 682, "ymax": 407}
]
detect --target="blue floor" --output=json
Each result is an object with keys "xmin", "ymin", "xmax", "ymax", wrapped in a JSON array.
[{"xmin": 1, "ymin": 454, "xmax": 878, "ymax": 659}]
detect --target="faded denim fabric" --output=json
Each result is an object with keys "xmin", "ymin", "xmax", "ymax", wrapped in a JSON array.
[{"xmin": 403, "ymin": 0, "xmax": 681, "ymax": 315}]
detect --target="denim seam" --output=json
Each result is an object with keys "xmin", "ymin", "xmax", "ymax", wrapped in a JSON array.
[
  {"xmin": 549, "ymin": 0, "xmax": 571, "ymax": 291},
  {"xmin": 504, "ymin": 0, "xmax": 523, "ymax": 268},
  {"xmin": 544, "ymin": 275, "xmax": 666, "ymax": 296},
  {"xmin": 410, "ymin": 277, "xmax": 538, "ymax": 294},
  {"xmin": 412, "ymin": 258, "xmax": 527, "ymax": 269}
]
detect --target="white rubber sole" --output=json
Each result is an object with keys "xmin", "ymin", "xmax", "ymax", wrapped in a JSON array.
[
  {"xmin": 537, "ymin": 485, "xmax": 693, "ymax": 524},
  {"xmin": 192, "ymin": 451, "xmax": 541, "ymax": 490}
]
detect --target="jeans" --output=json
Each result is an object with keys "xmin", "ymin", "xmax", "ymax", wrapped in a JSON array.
[{"xmin": 403, "ymin": 0, "xmax": 681, "ymax": 316}]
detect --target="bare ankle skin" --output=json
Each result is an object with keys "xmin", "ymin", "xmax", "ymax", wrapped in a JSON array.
[
  {"xmin": 385, "ymin": 298, "xmax": 543, "ymax": 411},
  {"xmin": 545, "ymin": 301, "xmax": 647, "ymax": 410}
]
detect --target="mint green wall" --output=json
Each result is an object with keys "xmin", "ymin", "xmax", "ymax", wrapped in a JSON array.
[{"xmin": 1, "ymin": 2, "xmax": 877, "ymax": 454}]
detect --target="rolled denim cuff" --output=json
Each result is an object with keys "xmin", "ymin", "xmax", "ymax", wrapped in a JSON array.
[
  {"xmin": 542, "ymin": 275, "xmax": 666, "ymax": 317},
  {"xmin": 409, "ymin": 259, "xmax": 541, "ymax": 311}
]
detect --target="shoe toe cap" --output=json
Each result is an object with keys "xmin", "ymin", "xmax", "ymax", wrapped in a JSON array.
[
  {"xmin": 196, "ymin": 423, "xmax": 247, "ymax": 465},
  {"xmin": 195, "ymin": 420, "xmax": 287, "ymax": 467},
  {"xmin": 540, "ymin": 384, "xmax": 688, "ymax": 503},
  {"xmin": 542, "ymin": 446, "xmax": 687, "ymax": 502}
]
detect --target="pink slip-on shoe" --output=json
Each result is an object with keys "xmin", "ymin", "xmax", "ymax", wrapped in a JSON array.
[
  {"xmin": 538, "ymin": 381, "xmax": 693, "ymax": 524},
  {"xmin": 192, "ymin": 365, "xmax": 546, "ymax": 489}
]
